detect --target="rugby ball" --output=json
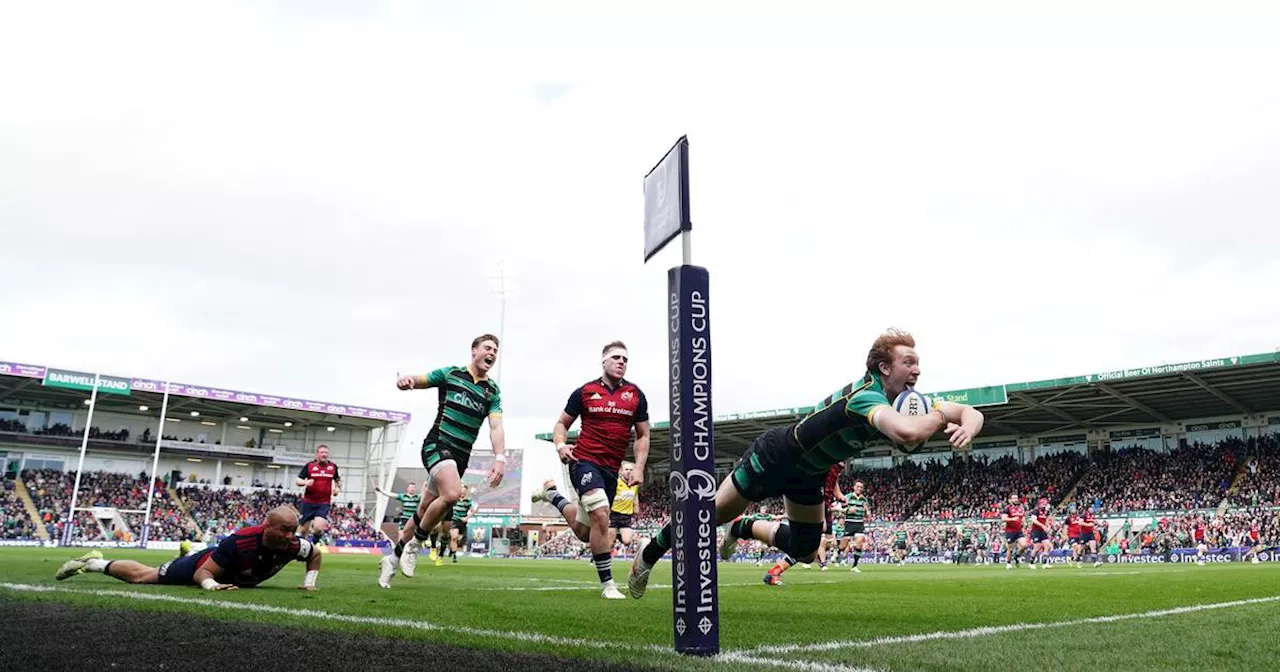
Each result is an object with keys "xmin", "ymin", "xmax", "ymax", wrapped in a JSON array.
[
  {"xmin": 892, "ymin": 389, "xmax": 932, "ymax": 452},
  {"xmin": 893, "ymin": 388, "xmax": 932, "ymax": 417}
]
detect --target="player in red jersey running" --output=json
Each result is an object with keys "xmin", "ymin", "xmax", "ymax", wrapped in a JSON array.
[
  {"xmin": 535, "ymin": 341, "xmax": 651, "ymax": 599},
  {"xmin": 56, "ymin": 506, "xmax": 322, "ymax": 590},
  {"xmin": 1001, "ymin": 493, "xmax": 1029, "ymax": 569},
  {"xmin": 1078, "ymin": 508, "xmax": 1100, "ymax": 567},
  {"xmin": 1028, "ymin": 497, "xmax": 1054, "ymax": 569},
  {"xmin": 1192, "ymin": 518, "xmax": 1209, "ymax": 565},
  {"xmin": 1064, "ymin": 508, "xmax": 1083, "ymax": 568},
  {"xmin": 296, "ymin": 445, "xmax": 341, "ymax": 545},
  {"xmin": 1243, "ymin": 523, "xmax": 1264, "ymax": 564}
]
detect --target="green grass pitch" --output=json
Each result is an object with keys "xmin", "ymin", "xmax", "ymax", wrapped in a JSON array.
[{"xmin": 2, "ymin": 548, "xmax": 1278, "ymax": 671}]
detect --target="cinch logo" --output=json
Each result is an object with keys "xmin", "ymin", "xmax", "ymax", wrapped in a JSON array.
[
  {"xmin": 450, "ymin": 392, "xmax": 485, "ymax": 412},
  {"xmin": 668, "ymin": 469, "xmax": 716, "ymax": 502}
]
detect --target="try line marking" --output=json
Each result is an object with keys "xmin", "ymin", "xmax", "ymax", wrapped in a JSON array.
[
  {"xmin": 0, "ymin": 582, "xmax": 668, "ymax": 657},
  {"xmin": 740, "ymin": 594, "xmax": 1280, "ymax": 656},
  {"xmin": 478, "ymin": 580, "xmax": 839, "ymax": 592},
  {"xmin": 0, "ymin": 582, "xmax": 874, "ymax": 671}
]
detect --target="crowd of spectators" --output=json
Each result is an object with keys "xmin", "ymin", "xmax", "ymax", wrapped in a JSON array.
[
  {"xmin": 914, "ymin": 451, "xmax": 1089, "ymax": 520},
  {"xmin": 1225, "ymin": 435, "xmax": 1280, "ymax": 509},
  {"xmin": 1073, "ymin": 441, "xmax": 1239, "ymax": 514},
  {"xmin": 178, "ymin": 484, "xmax": 378, "ymax": 542},
  {"xmin": 1, "ymin": 476, "xmax": 38, "ymax": 539},
  {"xmin": 840, "ymin": 459, "xmax": 948, "ymax": 521},
  {"xmin": 21, "ymin": 468, "xmax": 191, "ymax": 541},
  {"xmin": 23, "ymin": 468, "xmax": 74, "ymax": 538}
]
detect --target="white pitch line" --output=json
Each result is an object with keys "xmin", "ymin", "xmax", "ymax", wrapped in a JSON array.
[
  {"xmin": 742, "ymin": 594, "xmax": 1280, "ymax": 655},
  {"xmin": 719, "ymin": 651, "xmax": 883, "ymax": 672},
  {"xmin": 476, "ymin": 580, "xmax": 840, "ymax": 592},
  {"xmin": 0, "ymin": 582, "xmax": 671, "ymax": 656}
]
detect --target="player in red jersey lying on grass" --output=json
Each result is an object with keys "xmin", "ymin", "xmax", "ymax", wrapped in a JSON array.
[{"xmin": 56, "ymin": 506, "xmax": 322, "ymax": 591}]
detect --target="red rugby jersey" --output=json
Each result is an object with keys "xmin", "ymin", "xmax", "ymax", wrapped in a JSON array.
[
  {"xmin": 298, "ymin": 460, "xmax": 340, "ymax": 504},
  {"xmin": 1002, "ymin": 505, "xmax": 1025, "ymax": 533},
  {"xmin": 564, "ymin": 378, "xmax": 649, "ymax": 471},
  {"xmin": 207, "ymin": 525, "xmax": 315, "ymax": 587},
  {"xmin": 824, "ymin": 463, "xmax": 845, "ymax": 504},
  {"xmin": 1033, "ymin": 504, "xmax": 1051, "ymax": 531}
]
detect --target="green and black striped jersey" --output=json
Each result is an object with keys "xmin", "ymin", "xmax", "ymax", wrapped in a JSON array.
[
  {"xmin": 790, "ymin": 373, "xmax": 893, "ymax": 476},
  {"xmin": 424, "ymin": 366, "xmax": 502, "ymax": 458},
  {"xmin": 452, "ymin": 496, "xmax": 474, "ymax": 522},
  {"xmin": 846, "ymin": 495, "xmax": 869, "ymax": 523},
  {"xmin": 395, "ymin": 492, "xmax": 421, "ymax": 521}
]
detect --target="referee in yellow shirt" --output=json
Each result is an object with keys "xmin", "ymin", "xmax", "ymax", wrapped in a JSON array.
[{"xmin": 609, "ymin": 461, "xmax": 640, "ymax": 552}]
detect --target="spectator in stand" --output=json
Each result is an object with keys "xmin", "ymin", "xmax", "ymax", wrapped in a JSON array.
[{"xmin": 1, "ymin": 476, "xmax": 38, "ymax": 539}]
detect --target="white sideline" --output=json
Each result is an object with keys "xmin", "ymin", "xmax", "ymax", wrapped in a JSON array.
[
  {"xmin": 742, "ymin": 594, "xmax": 1280, "ymax": 655},
  {"xmin": 0, "ymin": 582, "xmax": 671, "ymax": 656},
  {"xmin": 719, "ymin": 651, "xmax": 883, "ymax": 672},
  {"xmin": 477, "ymin": 580, "xmax": 839, "ymax": 592}
]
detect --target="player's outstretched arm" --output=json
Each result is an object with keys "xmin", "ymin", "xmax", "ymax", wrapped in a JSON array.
[
  {"xmin": 193, "ymin": 559, "xmax": 237, "ymax": 591},
  {"xmin": 397, "ymin": 368, "xmax": 450, "ymax": 391},
  {"xmin": 870, "ymin": 405, "xmax": 948, "ymax": 447},
  {"xmin": 936, "ymin": 401, "xmax": 985, "ymax": 449},
  {"xmin": 299, "ymin": 546, "xmax": 322, "ymax": 591}
]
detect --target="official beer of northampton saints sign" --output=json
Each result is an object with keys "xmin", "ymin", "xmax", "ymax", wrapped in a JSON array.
[{"xmin": 42, "ymin": 369, "xmax": 132, "ymax": 395}]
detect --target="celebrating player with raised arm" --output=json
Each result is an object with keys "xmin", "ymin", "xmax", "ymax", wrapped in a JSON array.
[
  {"xmin": 534, "ymin": 341, "xmax": 650, "ymax": 599},
  {"xmin": 56, "ymin": 506, "xmax": 322, "ymax": 590},
  {"xmin": 379, "ymin": 334, "xmax": 506, "ymax": 588},
  {"xmin": 629, "ymin": 329, "xmax": 985, "ymax": 599},
  {"xmin": 375, "ymin": 482, "xmax": 420, "ymax": 541}
]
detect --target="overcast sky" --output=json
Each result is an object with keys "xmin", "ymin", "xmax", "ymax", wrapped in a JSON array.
[{"xmin": 3, "ymin": 1, "xmax": 1279, "ymax": 466}]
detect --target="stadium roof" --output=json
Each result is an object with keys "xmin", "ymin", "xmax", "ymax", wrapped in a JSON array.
[
  {"xmin": 0, "ymin": 359, "xmax": 411, "ymax": 428},
  {"xmin": 535, "ymin": 351, "xmax": 1280, "ymax": 465}
]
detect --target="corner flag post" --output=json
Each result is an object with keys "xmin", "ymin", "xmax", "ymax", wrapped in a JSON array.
[{"xmin": 644, "ymin": 136, "xmax": 719, "ymax": 656}]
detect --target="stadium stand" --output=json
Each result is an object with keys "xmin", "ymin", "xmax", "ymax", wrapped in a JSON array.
[
  {"xmin": 179, "ymin": 483, "xmax": 379, "ymax": 542},
  {"xmin": 17, "ymin": 468, "xmax": 382, "ymax": 543},
  {"xmin": 1, "ymin": 475, "xmax": 38, "ymax": 539}
]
